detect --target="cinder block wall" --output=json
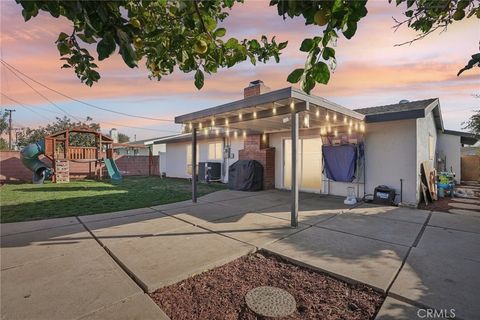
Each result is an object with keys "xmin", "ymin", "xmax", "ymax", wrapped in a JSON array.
[{"xmin": 0, "ymin": 151, "xmax": 159, "ymax": 182}]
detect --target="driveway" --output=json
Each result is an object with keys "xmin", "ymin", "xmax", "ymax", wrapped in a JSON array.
[{"xmin": 1, "ymin": 190, "xmax": 478, "ymax": 319}]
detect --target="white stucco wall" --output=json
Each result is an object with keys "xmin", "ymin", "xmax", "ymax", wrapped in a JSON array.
[
  {"xmin": 416, "ymin": 111, "xmax": 438, "ymax": 202},
  {"xmin": 164, "ymin": 136, "xmax": 244, "ymax": 181},
  {"xmin": 269, "ymin": 120, "xmax": 418, "ymax": 203},
  {"xmin": 437, "ymin": 133, "xmax": 461, "ymax": 181},
  {"xmin": 364, "ymin": 119, "xmax": 418, "ymax": 205}
]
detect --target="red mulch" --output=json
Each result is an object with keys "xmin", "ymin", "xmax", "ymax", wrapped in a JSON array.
[
  {"xmin": 149, "ymin": 251, "xmax": 384, "ymax": 320},
  {"xmin": 417, "ymin": 196, "xmax": 453, "ymax": 212}
]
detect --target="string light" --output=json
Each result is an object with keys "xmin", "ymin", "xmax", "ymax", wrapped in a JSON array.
[{"xmin": 303, "ymin": 114, "xmax": 310, "ymax": 128}]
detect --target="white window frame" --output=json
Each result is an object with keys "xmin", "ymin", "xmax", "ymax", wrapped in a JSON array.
[{"xmin": 208, "ymin": 141, "xmax": 223, "ymax": 161}]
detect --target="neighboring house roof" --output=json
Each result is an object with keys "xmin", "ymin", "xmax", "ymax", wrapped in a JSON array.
[
  {"xmin": 143, "ymin": 134, "xmax": 186, "ymax": 146},
  {"xmin": 443, "ymin": 130, "xmax": 480, "ymax": 145},
  {"xmin": 353, "ymin": 98, "xmax": 443, "ymax": 129},
  {"xmin": 149, "ymin": 132, "xmax": 229, "ymax": 145},
  {"xmin": 112, "ymin": 142, "xmax": 148, "ymax": 149}
]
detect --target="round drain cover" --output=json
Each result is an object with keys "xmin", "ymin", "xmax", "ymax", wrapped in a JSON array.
[{"xmin": 245, "ymin": 286, "xmax": 296, "ymax": 317}]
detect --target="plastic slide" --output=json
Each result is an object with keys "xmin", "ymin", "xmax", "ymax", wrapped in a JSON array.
[
  {"xmin": 20, "ymin": 140, "xmax": 53, "ymax": 184},
  {"xmin": 104, "ymin": 158, "xmax": 122, "ymax": 181}
]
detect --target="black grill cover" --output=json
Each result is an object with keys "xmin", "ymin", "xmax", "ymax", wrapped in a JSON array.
[{"xmin": 228, "ymin": 160, "xmax": 263, "ymax": 191}]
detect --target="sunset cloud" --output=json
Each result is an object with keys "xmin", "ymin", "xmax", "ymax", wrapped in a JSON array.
[{"xmin": 1, "ymin": 0, "xmax": 478, "ymax": 139}]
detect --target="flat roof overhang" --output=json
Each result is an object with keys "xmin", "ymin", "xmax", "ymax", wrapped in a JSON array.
[{"xmin": 175, "ymin": 87, "xmax": 366, "ymax": 136}]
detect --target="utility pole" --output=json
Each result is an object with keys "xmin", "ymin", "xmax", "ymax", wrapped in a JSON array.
[{"xmin": 5, "ymin": 109, "xmax": 16, "ymax": 150}]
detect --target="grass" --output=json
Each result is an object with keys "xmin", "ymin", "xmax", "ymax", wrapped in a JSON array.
[{"xmin": 0, "ymin": 177, "xmax": 226, "ymax": 223}]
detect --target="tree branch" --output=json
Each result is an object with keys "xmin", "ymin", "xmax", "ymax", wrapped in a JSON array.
[{"xmin": 193, "ymin": 0, "xmax": 213, "ymax": 40}]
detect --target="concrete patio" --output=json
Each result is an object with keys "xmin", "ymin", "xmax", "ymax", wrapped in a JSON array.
[{"xmin": 1, "ymin": 189, "xmax": 479, "ymax": 319}]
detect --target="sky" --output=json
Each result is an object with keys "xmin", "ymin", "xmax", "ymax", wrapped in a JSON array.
[{"xmin": 1, "ymin": 0, "xmax": 479, "ymax": 140}]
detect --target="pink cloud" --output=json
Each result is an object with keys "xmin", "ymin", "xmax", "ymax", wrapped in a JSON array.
[{"xmin": 1, "ymin": 0, "xmax": 478, "ymax": 134}]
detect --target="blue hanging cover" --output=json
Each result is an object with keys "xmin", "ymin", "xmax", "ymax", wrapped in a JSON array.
[{"xmin": 322, "ymin": 145, "xmax": 357, "ymax": 182}]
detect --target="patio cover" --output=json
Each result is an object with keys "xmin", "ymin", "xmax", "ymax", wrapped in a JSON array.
[{"xmin": 175, "ymin": 86, "xmax": 366, "ymax": 227}]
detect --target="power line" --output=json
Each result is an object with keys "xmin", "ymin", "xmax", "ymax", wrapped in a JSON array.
[
  {"xmin": 1, "ymin": 62, "xmax": 83, "ymax": 122},
  {"xmin": 1, "ymin": 92, "xmax": 180, "ymax": 134},
  {"xmin": 2, "ymin": 93, "xmax": 53, "ymax": 121},
  {"xmin": 0, "ymin": 59, "xmax": 174, "ymax": 122}
]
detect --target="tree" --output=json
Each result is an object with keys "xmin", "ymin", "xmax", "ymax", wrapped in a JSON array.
[
  {"xmin": 462, "ymin": 109, "xmax": 480, "ymax": 135},
  {"xmin": 16, "ymin": 116, "xmax": 101, "ymax": 147},
  {"xmin": 0, "ymin": 111, "xmax": 9, "ymax": 150},
  {"xmin": 117, "ymin": 132, "xmax": 130, "ymax": 143},
  {"xmin": 15, "ymin": 0, "xmax": 479, "ymax": 93}
]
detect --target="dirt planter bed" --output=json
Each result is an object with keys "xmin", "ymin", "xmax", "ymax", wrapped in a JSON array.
[{"xmin": 150, "ymin": 251, "xmax": 384, "ymax": 320}]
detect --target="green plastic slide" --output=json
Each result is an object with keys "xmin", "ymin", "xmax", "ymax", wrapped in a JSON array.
[
  {"xmin": 20, "ymin": 140, "xmax": 53, "ymax": 184},
  {"xmin": 104, "ymin": 158, "xmax": 122, "ymax": 181}
]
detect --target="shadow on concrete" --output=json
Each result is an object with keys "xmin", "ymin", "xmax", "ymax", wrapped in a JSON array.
[{"xmin": 2, "ymin": 189, "xmax": 477, "ymax": 319}]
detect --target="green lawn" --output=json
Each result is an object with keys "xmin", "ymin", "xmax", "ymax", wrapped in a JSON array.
[{"xmin": 0, "ymin": 177, "xmax": 226, "ymax": 223}]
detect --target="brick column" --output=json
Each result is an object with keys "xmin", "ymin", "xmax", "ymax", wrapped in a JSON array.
[{"xmin": 238, "ymin": 135, "xmax": 275, "ymax": 189}]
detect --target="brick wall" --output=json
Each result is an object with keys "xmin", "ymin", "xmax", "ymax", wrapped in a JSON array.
[
  {"xmin": 0, "ymin": 151, "xmax": 159, "ymax": 182},
  {"xmin": 238, "ymin": 135, "xmax": 275, "ymax": 189}
]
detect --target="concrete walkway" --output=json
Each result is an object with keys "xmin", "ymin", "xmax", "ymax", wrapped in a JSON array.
[{"xmin": 1, "ymin": 190, "xmax": 479, "ymax": 319}]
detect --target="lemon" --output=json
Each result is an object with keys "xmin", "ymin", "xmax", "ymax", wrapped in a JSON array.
[
  {"xmin": 194, "ymin": 39, "xmax": 208, "ymax": 54},
  {"xmin": 133, "ymin": 37, "xmax": 143, "ymax": 49},
  {"xmin": 130, "ymin": 17, "xmax": 141, "ymax": 28},
  {"xmin": 314, "ymin": 9, "xmax": 329, "ymax": 26}
]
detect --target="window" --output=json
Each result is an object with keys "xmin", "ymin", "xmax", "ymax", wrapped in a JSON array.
[
  {"xmin": 186, "ymin": 144, "xmax": 199, "ymax": 175},
  {"xmin": 208, "ymin": 142, "xmax": 223, "ymax": 160},
  {"xmin": 428, "ymin": 134, "xmax": 435, "ymax": 160}
]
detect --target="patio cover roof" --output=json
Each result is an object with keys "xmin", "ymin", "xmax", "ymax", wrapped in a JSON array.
[
  {"xmin": 177, "ymin": 86, "xmax": 367, "ymax": 228},
  {"xmin": 175, "ymin": 87, "xmax": 366, "ymax": 135}
]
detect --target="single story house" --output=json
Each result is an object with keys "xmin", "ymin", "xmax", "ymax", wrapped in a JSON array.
[{"xmin": 145, "ymin": 81, "xmax": 478, "ymax": 214}]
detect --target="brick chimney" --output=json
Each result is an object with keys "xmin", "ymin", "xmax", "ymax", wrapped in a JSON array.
[
  {"xmin": 244, "ymin": 80, "xmax": 270, "ymax": 99},
  {"xmin": 239, "ymin": 80, "xmax": 275, "ymax": 189}
]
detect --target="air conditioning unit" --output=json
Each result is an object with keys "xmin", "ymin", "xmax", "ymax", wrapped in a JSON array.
[{"xmin": 198, "ymin": 162, "xmax": 222, "ymax": 182}]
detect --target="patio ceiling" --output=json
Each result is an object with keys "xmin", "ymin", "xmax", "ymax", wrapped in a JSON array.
[{"xmin": 175, "ymin": 87, "xmax": 366, "ymax": 136}]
